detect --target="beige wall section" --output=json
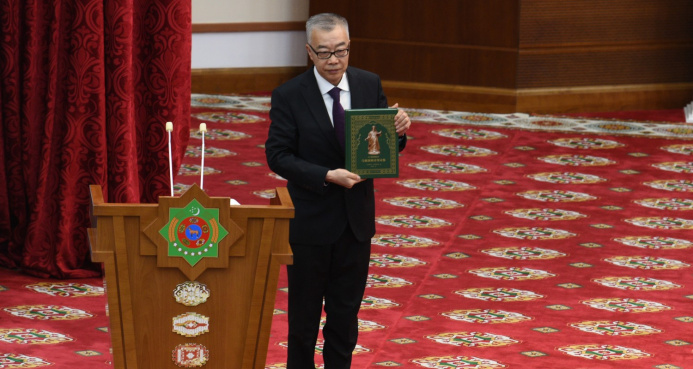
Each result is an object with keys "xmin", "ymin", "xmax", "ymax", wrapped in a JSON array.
[
  {"xmin": 192, "ymin": 0, "xmax": 309, "ymax": 23},
  {"xmin": 190, "ymin": 0, "xmax": 310, "ymax": 93}
]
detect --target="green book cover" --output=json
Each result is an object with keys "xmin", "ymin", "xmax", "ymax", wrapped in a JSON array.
[{"xmin": 344, "ymin": 108, "xmax": 399, "ymax": 178}]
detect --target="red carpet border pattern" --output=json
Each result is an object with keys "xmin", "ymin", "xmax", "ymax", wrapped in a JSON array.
[{"xmin": 1, "ymin": 93, "xmax": 692, "ymax": 368}]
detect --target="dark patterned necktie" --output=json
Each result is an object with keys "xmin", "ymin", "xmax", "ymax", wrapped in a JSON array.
[{"xmin": 328, "ymin": 87, "xmax": 345, "ymax": 149}]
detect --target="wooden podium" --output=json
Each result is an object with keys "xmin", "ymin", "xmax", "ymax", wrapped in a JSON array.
[{"xmin": 88, "ymin": 184, "xmax": 294, "ymax": 369}]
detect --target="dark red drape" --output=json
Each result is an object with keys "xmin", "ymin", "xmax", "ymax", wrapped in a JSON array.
[{"xmin": 0, "ymin": 0, "xmax": 191, "ymax": 278}]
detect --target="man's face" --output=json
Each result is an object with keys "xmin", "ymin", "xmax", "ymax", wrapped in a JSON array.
[{"xmin": 306, "ymin": 25, "xmax": 350, "ymax": 86}]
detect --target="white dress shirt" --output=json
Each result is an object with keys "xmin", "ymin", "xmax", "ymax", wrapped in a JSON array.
[{"xmin": 313, "ymin": 67, "xmax": 351, "ymax": 127}]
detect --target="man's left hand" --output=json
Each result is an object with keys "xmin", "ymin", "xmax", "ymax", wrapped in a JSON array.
[{"xmin": 390, "ymin": 103, "xmax": 411, "ymax": 136}]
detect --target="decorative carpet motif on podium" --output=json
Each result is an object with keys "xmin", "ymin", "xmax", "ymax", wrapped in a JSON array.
[{"xmin": 0, "ymin": 93, "xmax": 691, "ymax": 368}]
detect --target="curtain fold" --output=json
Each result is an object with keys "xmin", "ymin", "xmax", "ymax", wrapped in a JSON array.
[{"xmin": 0, "ymin": 0, "xmax": 191, "ymax": 278}]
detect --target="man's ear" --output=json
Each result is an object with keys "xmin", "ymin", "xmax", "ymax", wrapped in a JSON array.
[{"xmin": 305, "ymin": 44, "xmax": 315, "ymax": 64}]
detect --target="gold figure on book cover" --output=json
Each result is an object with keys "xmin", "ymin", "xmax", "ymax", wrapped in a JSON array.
[{"xmin": 366, "ymin": 126, "xmax": 382, "ymax": 154}]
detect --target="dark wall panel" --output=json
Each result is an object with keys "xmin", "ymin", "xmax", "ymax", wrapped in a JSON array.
[
  {"xmin": 311, "ymin": 0, "xmax": 519, "ymax": 47},
  {"xmin": 309, "ymin": 0, "xmax": 520, "ymax": 89},
  {"xmin": 308, "ymin": 0, "xmax": 693, "ymax": 112},
  {"xmin": 352, "ymin": 40, "xmax": 517, "ymax": 88},
  {"xmin": 519, "ymin": 0, "xmax": 693, "ymax": 47},
  {"xmin": 518, "ymin": 0, "xmax": 693, "ymax": 88},
  {"xmin": 518, "ymin": 46, "xmax": 693, "ymax": 88}
]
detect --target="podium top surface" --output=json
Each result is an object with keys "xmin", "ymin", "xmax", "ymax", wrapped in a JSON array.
[{"xmin": 89, "ymin": 185, "xmax": 294, "ymax": 219}]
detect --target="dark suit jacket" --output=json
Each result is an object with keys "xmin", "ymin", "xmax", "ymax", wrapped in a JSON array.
[{"xmin": 265, "ymin": 66, "xmax": 405, "ymax": 245}]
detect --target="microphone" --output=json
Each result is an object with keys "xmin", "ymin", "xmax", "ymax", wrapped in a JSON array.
[
  {"xmin": 199, "ymin": 123, "xmax": 207, "ymax": 190},
  {"xmin": 166, "ymin": 121, "xmax": 174, "ymax": 196}
]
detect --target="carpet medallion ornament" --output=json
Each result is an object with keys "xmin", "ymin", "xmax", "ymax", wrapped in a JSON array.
[
  {"xmin": 614, "ymin": 236, "xmax": 693, "ymax": 249},
  {"xmin": 421, "ymin": 145, "xmax": 497, "ymax": 157},
  {"xmin": 189, "ymin": 128, "xmax": 251, "ymax": 140},
  {"xmin": 185, "ymin": 146, "xmax": 236, "ymax": 158},
  {"xmin": 570, "ymin": 320, "xmax": 662, "ymax": 336},
  {"xmin": 558, "ymin": 344, "xmax": 651, "ymax": 360},
  {"xmin": 493, "ymin": 227, "xmax": 576, "ymax": 240},
  {"xmin": 582, "ymin": 298, "xmax": 671, "ymax": 313},
  {"xmin": 652, "ymin": 161, "xmax": 693, "ymax": 173},
  {"xmin": 455, "ymin": 288, "xmax": 544, "ymax": 302},
  {"xmin": 468, "ymin": 267, "xmax": 556, "ymax": 281},
  {"xmin": 441, "ymin": 309, "xmax": 532, "ymax": 324},
  {"xmin": 383, "ymin": 197, "xmax": 464, "ymax": 209},
  {"xmin": 661, "ymin": 144, "xmax": 693, "ymax": 155},
  {"xmin": 367, "ymin": 274, "xmax": 413, "ymax": 288},
  {"xmin": 624, "ymin": 217, "xmax": 693, "ymax": 230},
  {"xmin": 371, "ymin": 234, "xmax": 440, "ymax": 248},
  {"xmin": 426, "ymin": 332, "xmax": 519, "ymax": 347},
  {"xmin": 411, "ymin": 355, "xmax": 506, "ymax": 368},
  {"xmin": 432, "ymin": 128, "xmax": 507, "ymax": 140},
  {"xmin": 634, "ymin": 197, "xmax": 693, "ymax": 210},
  {"xmin": 191, "ymin": 94, "xmax": 244, "ymax": 107},
  {"xmin": 24, "ymin": 282, "xmax": 104, "ymax": 297},
  {"xmin": 355, "ymin": 319, "xmax": 386, "ymax": 332},
  {"xmin": 3, "ymin": 305, "xmax": 92, "ymax": 320},
  {"xmin": 538, "ymin": 154, "xmax": 616, "ymax": 166},
  {"xmin": 376, "ymin": 215, "xmax": 454, "ymax": 228},
  {"xmin": 191, "ymin": 111, "xmax": 264, "ymax": 124},
  {"xmin": 0, "ymin": 354, "xmax": 50, "ymax": 368},
  {"xmin": 643, "ymin": 179, "xmax": 693, "ymax": 192},
  {"xmin": 396, "ymin": 178, "xmax": 476, "ymax": 191},
  {"xmin": 604, "ymin": 256, "xmax": 689, "ymax": 270},
  {"xmin": 409, "ymin": 161, "xmax": 487, "ymax": 174},
  {"xmin": 178, "ymin": 164, "xmax": 221, "ymax": 176},
  {"xmin": 370, "ymin": 254, "xmax": 427, "ymax": 268},
  {"xmin": 481, "ymin": 247, "xmax": 567, "ymax": 260},
  {"xmin": 516, "ymin": 190, "xmax": 597, "ymax": 202},
  {"xmin": 526, "ymin": 171, "xmax": 607, "ymax": 184},
  {"xmin": 446, "ymin": 113, "xmax": 509, "ymax": 124},
  {"xmin": 593, "ymin": 276, "xmax": 681, "ymax": 291},
  {"xmin": 361, "ymin": 296, "xmax": 400, "ymax": 309},
  {"xmin": 0, "ymin": 329, "xmax": 72, "ymax": 344},
  {"xmin": 548, "ymin": 137, "xmax": 624, "ymax": 149},
  {"xmin": 504, "ymin": 208, "xmax": 586, "ymax": 221}
]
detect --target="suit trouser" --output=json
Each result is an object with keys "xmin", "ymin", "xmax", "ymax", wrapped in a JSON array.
[{"xmin": 286, "ymin": 227, "xmax": 371, "ymax": 369}]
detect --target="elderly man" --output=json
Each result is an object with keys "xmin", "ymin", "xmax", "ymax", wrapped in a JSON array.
[{"xmin": 265, "ymin": 12, "xmax": 411, "ymax": 369}]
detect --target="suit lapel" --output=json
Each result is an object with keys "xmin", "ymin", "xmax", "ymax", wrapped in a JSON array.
[
  {"xmin": 299, "ymin": 69, "xmax": 343, "ymax": 152},
  {"xmin": 347, "ymin": 68, "xmax": 366, "ymax": 109}
]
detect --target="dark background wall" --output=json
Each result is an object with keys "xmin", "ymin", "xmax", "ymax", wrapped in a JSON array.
[
  {"xmin": 192, "ymin": 0, "xmax": 693, "ymax": 114},
  {"xmin": 309, "ymin": 0, "xmax": 693, "ymax": 113}
]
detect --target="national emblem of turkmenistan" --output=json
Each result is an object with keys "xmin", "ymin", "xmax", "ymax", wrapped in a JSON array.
[{"xmin": 159, "ymin": 199, "xmax": 228, "ymax": 266}]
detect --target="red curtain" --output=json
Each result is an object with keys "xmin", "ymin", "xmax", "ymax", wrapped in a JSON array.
[{"xmin": 0, "ymin": 0, "xmax": 191, "ymax": 278}]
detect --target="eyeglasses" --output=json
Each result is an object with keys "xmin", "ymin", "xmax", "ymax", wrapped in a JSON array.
[{"xmin": 308, "ymin": 44, "xmax": 349, "ymax": 60}]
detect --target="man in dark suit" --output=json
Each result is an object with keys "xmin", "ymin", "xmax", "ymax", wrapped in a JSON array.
[{"xmin": 265, "ymin": 13, "xmax": 411, "ymax": 369}]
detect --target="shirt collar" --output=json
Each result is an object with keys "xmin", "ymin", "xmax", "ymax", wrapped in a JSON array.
[{"xmin": 313, "ymin": 67, "xmax": 350, "ymax": 95}]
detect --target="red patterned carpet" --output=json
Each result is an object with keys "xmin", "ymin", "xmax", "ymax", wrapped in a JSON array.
[{"xmin": 1, "ymin": 94, "xmax": 692, "ymax": 369}]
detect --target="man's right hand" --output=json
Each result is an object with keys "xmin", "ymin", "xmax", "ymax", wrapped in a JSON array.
[{"xmin": 326, "ymin": 169, "xmax": 365, "ymax": 189}]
